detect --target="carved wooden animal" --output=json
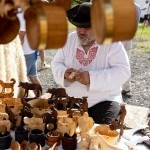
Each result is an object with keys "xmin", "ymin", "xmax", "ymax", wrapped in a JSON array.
[
  {"xmin": 110, "ymin": 104, "xmax": 127, "ymax": 137},
  {"xmin": 42, "ymin": 112, "xmax": 57, "ymax": 131},
  {"xmin": 0, "ymin": 120, "xmax": 11, "ymax": 133},
  {"xmin": 20, "ymin": 98, "xmax": 33, "ymax": 125},
  {"xmin": 5, "ymin": 105, "xmax": 16, "ymax": 129},
  {"xmin": 0, "ymin": 112, "xmax": 9, "ymax": 120},
  {"xmin": 19, "ymin": 82, "xmax": 42, "ymax": 98},
  {"xmin": 109, "ymin": 119, "xmax": 124, "ymax": 137},
  {"xmin": 0, "ymin": 92, "xmax": 14, "ymax": 98},
  {"xmin": 79, "ymin": 97, "xmax": 88, "ymax": 114},
  {"xmin": 118, "ymin": 104, "xmax": 126, "ymax": 125},
  {"xmin": 69, "ymin": 97, "xmax": 80, "ymax": 109},
  {"xmin": 24, "ymin": 117, "xmax": 45, "ymax": 131},
  {"xmin": 47, "ymin": 88, "xmax": 67, "ymax": 100},
  {"xmin": 48, "ymin": 98, "xmax": 69, "ymax": 110},
  {"xmin": 0, "ymin": 78, "xmax": 16, "ymax": 93}
]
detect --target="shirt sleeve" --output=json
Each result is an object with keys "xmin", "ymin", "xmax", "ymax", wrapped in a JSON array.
[
  {"xmin": 51, "ymin": 48, "xmax": 68, "ymax": 87},
  {"xmin": 89, "ymin": 42, "xmax": 131, "ymax": 92},
  {"xmin": 17, "ymin": 12, "xmax": 26, "ymax": 32}
]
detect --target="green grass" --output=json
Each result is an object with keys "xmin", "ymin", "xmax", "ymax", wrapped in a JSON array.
[
  {"xmin": 68, "ymin": 22, "xmax": 76, "ymax": 32},
  {"xmin": 135, "ymin": 23, "xmax": 150, "ymax": 39},
  {"xmin": 134, "ymin": 24, "xmax": 150, "ymax": 54}
]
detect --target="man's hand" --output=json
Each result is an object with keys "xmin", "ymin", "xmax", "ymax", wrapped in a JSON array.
[
  {"xmin": 75, "ymin": 71, "xmax": 90, "ymax": 85},
  {"xmin": 64, "ymin": 68, "xmax": 76, "ymax": 82}
]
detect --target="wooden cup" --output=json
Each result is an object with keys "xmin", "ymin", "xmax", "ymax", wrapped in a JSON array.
[
  {"xmin": 91, "ymin": 0, "xmax": 137, "ymax": 44},
  {"xmin": 25, "ymin": 2, "xmax": 68, "ymax": 50}
]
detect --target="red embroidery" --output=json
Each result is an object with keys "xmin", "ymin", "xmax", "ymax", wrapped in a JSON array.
[{"xmin": 76, "ymin": 47, "xmax": 98, "ymax": 66}]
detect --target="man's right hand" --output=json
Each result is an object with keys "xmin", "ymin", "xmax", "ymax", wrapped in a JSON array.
[{"xmin": 64, "ymin": 68, "xmax": 76, "ymax": 82}]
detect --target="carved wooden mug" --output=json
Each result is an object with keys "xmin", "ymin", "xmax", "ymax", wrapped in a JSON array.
[
  {"xmin": 91, "ymin": 0, "xmax": 137, "ymax": 44},
  {"xmin": 24, "ymin": 1, "xmax": 68, "ymax": 50}
]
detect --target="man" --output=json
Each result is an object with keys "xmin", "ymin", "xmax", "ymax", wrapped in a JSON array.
[
  {"xmin": 51, "ymin": 2, "xmax": 131, "ymax": 124},
  {"xmin": 29, "ymin": 0, "xmax": 51, "ymax": 71},
  {"xmin": 18, "ymin": 11, "xmax": 41, "ymax": 86}
]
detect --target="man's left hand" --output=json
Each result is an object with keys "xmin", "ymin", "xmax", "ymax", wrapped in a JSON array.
[{"xmin": 75, "ymin": 71, "xmax": 90, "ymax": 85}]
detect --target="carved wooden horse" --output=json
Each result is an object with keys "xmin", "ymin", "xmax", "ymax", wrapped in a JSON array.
[{"xmin": 19, "ymin": 82, "xmax": 42, "ymax": 98}]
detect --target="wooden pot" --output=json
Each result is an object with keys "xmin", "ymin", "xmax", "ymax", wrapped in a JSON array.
[
  {"xmin": 91, "ymin": 0, "xmax": 137, "ymax": 44},
  {"xmin": 62, "ymin": 133, "xmax": 77, "ymax": 150},
  {"xmin": 25, "ymin": 2, "xmax": 68, "ymax": 50},
  {"xmin": 46, "ymin": 131, "xmax": 61, "ymax": 146},
  {"xmin": 0, "ymin": 17, "xmax": 19, "ymax": 44}
]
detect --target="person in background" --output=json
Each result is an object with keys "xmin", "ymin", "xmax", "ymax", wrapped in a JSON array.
[
  {"xmin": 122, "ymin": 2, "xmax": 141, "ymax": 100},
  {"xmin": 121, "ymin": 40, "xmax": 132, "ymax": 99},
  {"xmin": 0, "ymin": 35, "xmax": 29, "ymax": 98},
  {"xmin": 18, "ymin": 12, "xmax": 41, "ymax": 86},
  {"xmin": 141, "ymin": 0, "xmax": 150, "ymax": 25},
  {"xmin": 51, "ymin": 2, "xmax": 131, "ymax": 124},
  {"xmin": 39, "ymin": 50, "xmax": 50, "ymax": 70},
  {"xmin": 29, "ymin": 0, "xmax": 50, "ymax": 71}
]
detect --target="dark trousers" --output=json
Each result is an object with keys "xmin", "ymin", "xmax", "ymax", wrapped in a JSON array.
[{"xmin": 88, "ymin": 101, "xmax": 120, "ymax": 124}]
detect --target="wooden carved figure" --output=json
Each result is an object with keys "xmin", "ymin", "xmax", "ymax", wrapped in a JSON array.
[
  {"xmin": 110, "ymin": 103, "xmax": 126, "ymax": 137},
  {"xmin": 0, "ymin": 78, "xmax": 16, "ymax": 93},
  {"xmin": 51, "ymin": 105, "xmax": 58, "ymax": 119},
  {"xmin": 79, "ymin": 97, "xmax": 88, "ymax": 115},
  {"xmin": 47, "ymin": 88, "xmax": 67, "ymax": 100},
  {"xmin": 20, "ymin": 98, "xmax": 33, "ymax": 125},
  {"xmin": 48, "ymin": 98, "xmax": 69, "ymax": 110},
  {"xmin": 0, "ymin": 78, "xmax": 16, "ymax": 98},
  {"xmin": 118, "ymin": 103, "xmax": 126, "ymax": 125},
  {"xmin": 69, "ymin": 97, "xmax": 80, "ymax": 109},
  {"xmin": 19, "ymin": 82, "xmax": 42, "ymax": 98},
  {"xmin": 5, "ymin": 104, "xmax": 16, "ymax": 129},
  {"xmin": 78, "ymin": 112, "xmax": 94, "ymax": 140},
  {"xmin": 0, "ymin": 92, "xmax": 14, "ymax": 98}
]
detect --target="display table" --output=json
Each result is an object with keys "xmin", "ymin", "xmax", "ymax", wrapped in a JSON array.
[{"xmin": 6, "ymin": 128, "xmax": 149, "ymax": 150}]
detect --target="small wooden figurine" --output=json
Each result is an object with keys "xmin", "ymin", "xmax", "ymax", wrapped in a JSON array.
[
  {"xmin": 19, "ymin": 82, "xmax": 42, "ymax": 98},
  {"xmin": 47, "ymin": 88, "xmax": 67, "ymax": 100},
  {"xmin": 110, "ymin": 103, "xmax": 127, "ymax": 137},
  {"xmin": 0, "ymin": 78, "xmax": 16, "ymax": 98},
  {"xmin": 0, "ymin": 78, "xmax": 16, "ymax": 93},
  {"xmin": 5, "ymin": 104, "xmax": 16, "ymax": 129},
  {"xmin": 79, "ymin": 97, "xmax": 88, "ymax": 114}
]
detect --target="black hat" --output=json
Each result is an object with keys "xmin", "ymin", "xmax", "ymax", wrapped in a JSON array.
[{"xmin": 67, "ymin": 2, "xmax": 92, "ymax": 28}]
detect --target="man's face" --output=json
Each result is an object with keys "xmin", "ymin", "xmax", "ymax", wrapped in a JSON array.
[{"xmin": 76, "ymin": 27, "xmax": 95, "ymax": 46}]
